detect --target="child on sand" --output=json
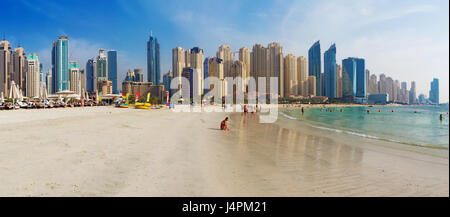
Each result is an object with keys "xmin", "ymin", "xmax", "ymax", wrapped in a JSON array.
[{"xmin": 220, "ymin": 117, "xmax": 229, "ymax": 131}]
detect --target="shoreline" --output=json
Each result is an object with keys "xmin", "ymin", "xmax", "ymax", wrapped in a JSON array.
[
  {"xmin": 0, "ymin": 106, "xmax": 448, "ymax": 196},
  {"xmin": 228, "ymin": 112, "xmax": 448, "ymax": 196}
]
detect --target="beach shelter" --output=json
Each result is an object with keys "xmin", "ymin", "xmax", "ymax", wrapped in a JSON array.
[
  {"xmin": 8, "ymin": 81, "xmax": 20, "ymax": 103},
  {"xmin": 42, "ymin": 83, "xmax": 48, "ymax": 100},
  {"xmin": 95, "ymin": 90, "xmax": 99, "ymax": 104},
  {"xmin": 80, "ymin": 88, "xmax": 85, "ymax": 100}
]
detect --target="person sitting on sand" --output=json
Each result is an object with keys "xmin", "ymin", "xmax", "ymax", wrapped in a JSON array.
[{"xmin": 220, "ymin": 117, "xmax": 229, "ymax": 131}]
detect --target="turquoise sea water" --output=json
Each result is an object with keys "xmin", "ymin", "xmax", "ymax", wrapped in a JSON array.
[{"xmin": 281, "ymin": 105, "xmax": 449, "ymax": 149}]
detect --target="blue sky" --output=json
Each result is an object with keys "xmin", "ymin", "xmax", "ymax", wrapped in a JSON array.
[{"xmin": 2, "ymin": 0, "xmax": 449, "ymax": 102}]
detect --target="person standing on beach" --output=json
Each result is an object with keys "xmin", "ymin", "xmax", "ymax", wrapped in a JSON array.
[
  {"xmin": 220, "ymin": 117, "xmax": 229, "ymax": 131},
  {"xmin": 301, "ymin": 107, "xmax": 304, "ymax": 115}
]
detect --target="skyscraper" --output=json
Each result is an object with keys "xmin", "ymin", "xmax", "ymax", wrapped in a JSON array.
[
  {"xmin": 385, "ymin": 77, "xmax": 394, "ymax": 102},
  {"xmin": 189, "ymin": 47, "xmax": 205, "ymax": 95},
  {"xmin": 163, "ymin": 70, "xmax": 173, "ymax": 96},
  {"xmin": 342, "ymin": 58, "xmax": 356, "ymax": 97},
  {"xmin": 46, "ymin": 70, "xmax": 52, "ymax": 95},
  {"xmin": 324, "ymin": 44, "xmax": 336, "ymax": 98},
  {"xmin": 355, "ymin": 58, "xmax": 366, "ymax": 98},
  {"xmin": 26, "ymin": 53, "xmax": 40, "ymax": 98},
  {"xmin": 418, "ymin": 94, "xmax": 426, "ymax": 104},
  {"xmin": 96, "ymin": 49, "xmax": 108, "ymax": 81},
  {"xmin": 429, "ymin": 78, "xmax": 439, "ymax": 104},
  {"xmin": 125, "ymin": 69, "xmax": 135, "ymax": 82},
  {"xmin": 217, "ymin": 45, "xmax": 234, "ymax": 78},
  {"xmin": 229, "ymin": 60, "xmax": 247, "ymax": 95},
  {"xmin": 250, "ymin": 44, "xmax": 268, "ymax": 92},
  {"xmin": 0, "ymin": 40, "xmax": 12, "ymax": 97},
  {"xmin": 393, "ymin": 80, "xmax": 400, "ymax": 103},
  {"xmin": 203, "ymin": 58, "xmax": 209, "ymax": 95},
  {"xmin": 52, "ymin": 36, "xmax": 69, "ymax": 93},
  {"xmin": 85, "ymin": 58, "xmax": 95, "ymax": 93},
  {"xmin": 401, "ymin": 82, "xmax": 408, "ymax": 104},
  {"xmin": 308, "ymin": 76, "xmax": 316, "ymax": 96},
  {"xmin": 297, "ymin": 56, "xmax": 308, "ymax": 96},
  {"xmin": 378, "ymin": 73, "xmax": 387, "ymax": 95},
  {"xmin": 147, "ymin": 33, "xmax": 160, "ymax": 85},
  {"xmin": 80, "ymin": 69, "xmax": 86, "ymax": 94},
  {"xmin": 134, "ymin": 68, "xmax": 144, "ymax": 82},
  {"xmin": 284, "ymin": 54, "xmax": 297, "ymax": 96},
  {"xmin": 369, "ymin": 74, "xmax": 378, "ymax": 94},
  {"xmin": 207, "ymin": 57, "xmax": 225, "ymax": 98},
  {"xmin": 238, "ymin": 47, "xmax": 251, "ymax": 90},
  {"xmin": 69, "ymin": 61, "xmax": 81, "ymax": 95},
  {"xmin": 172, "ymin": 47, "xmax": 185, "ymax": 78},
  {"xmin": 107, "ymin": 50, "xmax": 118, "ymax": 93},
  {"xmin": 409, "ymin": 81, "xmax": 417, "ymax": 104},
  {"xmin": 308, "ymin": 41, "xmax": 321, "ymax": 96},
  {"xmin": 13, "ymin": 46, "xmax": 26, "ymax": 94},
  {"xmin": 39, "ymin": 63, "xmax": 44, "ymax": 90},
  {"xmin": 171, "ymin": 46, "xmax": 205, "ymax": 95},
  {"xmin": 366, "ymin": 69, "xmax": 370, "ymax": 94},
  {"xmin": 336, "ymin": 64, "xmax": 342, "ymax": 98},
  {"xmin": 267, "ymin": 42, "xmax": 284, "ymax": 97},
  {"xmin": 181, "ymin": 67, "xmax": 201, "ymax": 101}
]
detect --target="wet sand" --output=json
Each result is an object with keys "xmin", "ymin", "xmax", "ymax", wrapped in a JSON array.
[{"xmin": 0, "ymin": 106, "xmax": 448, "ymax": 196}]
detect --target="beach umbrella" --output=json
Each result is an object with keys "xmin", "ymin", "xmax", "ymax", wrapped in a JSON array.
[
  {"xmin": 9, "ymin": 81, "xmax": 20, "ymax": 103},
  {"xmin": 18, "ymin": 85, "xmax": 24, "ymax": 102},
  {"xmin": 8, "ymin": 81, "xmax": 14, "ymax": 99},
  {"xmin": 42, "ymin": 83, "xmax": 48, "ymax": 100},
  {"xmin": 81, "ymin": 88, "xmax": 85, "ymax": 99}
]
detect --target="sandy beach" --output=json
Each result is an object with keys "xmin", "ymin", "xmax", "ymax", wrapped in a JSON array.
[{"xmin": 0, "ymin": 106, "xmax": 448, "ymax": 196}]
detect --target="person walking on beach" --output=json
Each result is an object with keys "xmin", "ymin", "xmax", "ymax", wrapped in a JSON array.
[
  {"xmin": 301, "ymin": 107, "xmax": 304, "ymax": 115},
  {"xmin": 244, "ymin": 105, "xmax": 248, "ymax": 114},
  {"xmin": 220, "ymin": 117, "xmax": 229, "ymax": 131},
  {"xmin": 440, "ymin": 114, "xmax": 443, "ymax": 121}
]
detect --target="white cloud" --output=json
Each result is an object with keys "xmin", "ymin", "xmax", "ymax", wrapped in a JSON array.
[
  {"xmin": 276, "ymin": 0, "xmax": 448, "ymax": 102},
  {"xmin": 140, "ymin": 0, "xmax": 449, "ymax": 101}
]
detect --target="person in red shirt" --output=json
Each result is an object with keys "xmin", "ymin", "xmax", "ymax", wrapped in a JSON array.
[{"xmin": 220, "ymin": 117, "xmax": 229, "ymax": 131}]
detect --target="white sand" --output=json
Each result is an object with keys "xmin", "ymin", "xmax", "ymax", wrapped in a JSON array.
[{"xmin": 0, "ymin": 106, "xmax": 448, "ymax": 196}]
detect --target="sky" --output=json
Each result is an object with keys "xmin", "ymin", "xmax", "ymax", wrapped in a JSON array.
[{"xmin": 1, "ymin": 0, "xmax": 448, "ymax": 102}]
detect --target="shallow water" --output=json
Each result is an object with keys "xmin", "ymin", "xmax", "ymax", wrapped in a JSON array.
[{"xmin": 281, "ymin": 105, "xmax": 449, "ymax": 149}]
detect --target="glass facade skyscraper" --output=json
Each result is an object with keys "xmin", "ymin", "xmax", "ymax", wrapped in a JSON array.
[
  {"xmin": 147, "ymin": 33, "xmax": 160, "ymax": 85},
  {"xmin": 107, "ymin": 50, "xmax": 118, "ymax": 93},
  {"xmin": 85, "ymin": 58, "xmax": 95, "ymax": 92},
  {"xmin": 324, "ymin": 44, "xmax": 336, "ymax": 98},
  {"xmin": 342, "ymin": 57, "xmax": 366, "ymax": 98},
  {"xmin": 308, "ymin": 41, "xmax": 321, "ymax": 96},
  {"xmin": 51, "ymin": 36, "xmax": 69, "ymax": 93},
  {"xmin": 342, "ymin": 58, "xmax": 356, "ymax": 97},
  {"xmin": 429, "ymin": 78, "xmax": 439, "ymax": 104},
  {"xmin": 355, "ymin": 58, "xmax": 366, "ymax": 98},
  {"xmin": 203, "ymin": 57, "xmax": 209, "ymax": 95}
]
